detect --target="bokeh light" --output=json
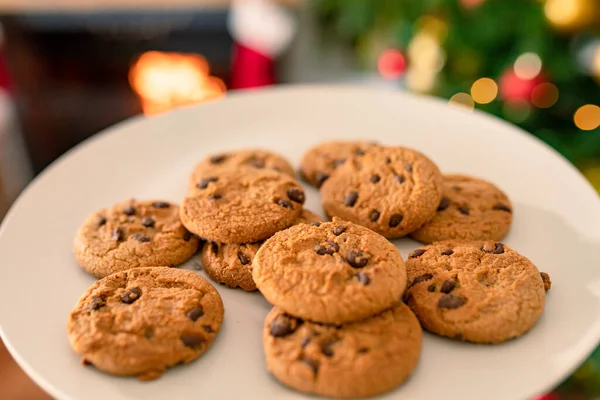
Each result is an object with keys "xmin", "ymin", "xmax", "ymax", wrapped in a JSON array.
[
  {"xmin": 377, "ymin": 49, "xmax": 406, "ymax": 79},
  {"xmin": 544, "ymin": 0, "xmax": 593, "ymax": 29},
  {"xmin": 514, "ymin": 52, "xmax": 543, "ymax": 80},
  {"xmin": 415, "ymin": 15, "xmax": 448, "ymax": 42},
  {"xmin": 470, "ymin": 78, "xmax": 498, "ymax": 104},
  {"xmin": 503, "ymin": 101, "xmax": 531, "ymax": 123},
  {"xmin": 408, "ymin": 32, "xmax": 446, "ymax": 72},
  {"xmin": 448, "ymin": 93, "xmax": 475, "ymax": 111},
  {"xmin": 574, "ymin": 104, "xmax": 600, "ymax": 130},
  {"xmin": 405, "ymin": 68, "xmax": 437, "ymax": 93},
  {"xmin": 531, "ymin": 83, "xmax": 559, "ymax": 108},
  {"xmin": 593, "ymin": 47, "xmax": 600, "ymax": 76}
]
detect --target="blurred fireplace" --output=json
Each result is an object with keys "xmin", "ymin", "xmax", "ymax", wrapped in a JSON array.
[{"xmin": 1, "ymin": 12, "xmax": 233, "ymax": 173}]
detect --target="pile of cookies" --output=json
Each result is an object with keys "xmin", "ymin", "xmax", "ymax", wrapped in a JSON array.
[{"xmin": 66, "ymin": 141, "xmax": 552, "ymax": 399}]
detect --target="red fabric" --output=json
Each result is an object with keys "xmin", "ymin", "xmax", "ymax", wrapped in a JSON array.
[
  {"xmin": 0, "ymin": 49, "xmax": 12, "ymax": 91},
  {"xmin": 230, "ymin": 43, "xmax": 274, "ymax": 89}
]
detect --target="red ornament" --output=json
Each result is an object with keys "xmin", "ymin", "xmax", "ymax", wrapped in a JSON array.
[
  {"xmin": 378, "ymin": 49, "xmax": 406, "ymax": 79},
  {"xmin": 533, "ymin": 393, "xmax": 561, "ymax": 400},
  {"xmin": 499, "ymin": 68, "xmax": 545, "ymax": 103}
]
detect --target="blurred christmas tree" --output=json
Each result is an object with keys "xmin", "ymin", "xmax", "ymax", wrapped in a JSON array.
[
  {"xmin": 312, "ymin": 0, "xmax": 600, "ymax": 398},
  {"xmin": 312, "ymin": 0, "xmax": 600, "ymax": 193}
]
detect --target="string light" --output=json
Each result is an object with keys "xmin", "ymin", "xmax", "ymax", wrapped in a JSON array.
[
  {"xmin": 544, "ymin": 0, "xmax": 594, "ymax": 30},
  {"xmin": 574, "ymin": 105, "xmax": 600, "ymax": 130},
  {"xmin": 470, "ymin": 78, "xmax": 498, "ymax": 104},
  {"xmin": 448, "ymin": 93, "xmax": 475, "ymax": 111},
  {"xmin": 405, "ymin": 30, "xmax": 446, "ymax": 93},
  {"xmin": 514, "ymin": 53, "xmax": 542, "ymax": 80},
  {"xmin": 531, "ymin": 83, "xmax": 559, "ymax": 108},
  {"xmin": 378, "ymin": 49, "xmax": 406, "ymax": 79}
]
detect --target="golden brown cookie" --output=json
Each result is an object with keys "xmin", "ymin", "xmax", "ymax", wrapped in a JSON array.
[
  {"xmin": 181, "ymin": 167, "xmax": 304, "ymax": 243},
  {"xmin": 404, "ymin": 240, "xmax": 548, "ymax": 344},
  {"xmin": 74, "ymin": 200, "xmax": 199, "ymax": 278},
  {"xmin": 320, "ymin": 146, "xmax": 443, "ymax": 238},
  {"xmin": 263, "ymin": 303, "xmax": 422, "ymax": 398},
  {"xmin": 191, "ymin": 149, "xmax": 295, "ymax": 187},
  {"xmin": 410, "ymin": 174, "xmax": 513, "ymax": 243},
  {"xmin": 67, "ymin": 267, "xmax": 224, "ymax": 380},
  {"xmin": 299, "ymin": 141, "xmax": 378, "ymax": 187},
  {"xmin": 201, "ymin": 210, "xmax": 322, "ymax": 291},
  {"xmin": 253, "ymin": 218, "xmax": 407, "ymax": 324}
]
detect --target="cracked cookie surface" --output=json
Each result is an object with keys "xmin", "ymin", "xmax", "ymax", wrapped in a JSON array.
[
  {"xmin": 181, "ymin": 167, "xmax": 304, "ymax": 243},
  {"xmin": 404, "ymin": 240, "xmax": 548, "ymax": 343},
  {"xmin": 67, "ymin": 267, "xmax": 224, "ymax": 380},
  {"xmin": 74, "ymin": 199, "xmax": 199, "ymax": 278},
  {"xmin": 320, "ymin": 146, "xmax": 443, "ymax": 238},
  {"xmin": 252, "ymin": 218, "xmax": 407, "ymax": 324},
  {"xmin": 410, "ymin": 174, "xmax": 513, "ymax": 243},
  {"xmin": 263, "ymin": 303, "xmax": 422, "ymax": 398}
]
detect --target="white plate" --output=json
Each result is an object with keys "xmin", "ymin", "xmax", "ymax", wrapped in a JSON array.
[{"xmin": 1, "ymin": 86, "xmax": 599, "ymax": 400}]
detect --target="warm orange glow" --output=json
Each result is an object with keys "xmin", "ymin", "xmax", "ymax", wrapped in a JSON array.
[{"xmin": 129, "ymin": 51, "xmax": 226, "ymax": 115}]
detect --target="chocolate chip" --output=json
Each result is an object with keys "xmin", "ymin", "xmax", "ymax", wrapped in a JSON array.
[
  {"xmin": 321, "ymin": 339, "xmax": 337, "ymax": 357},
  {"xmin": 270, "ymin": 315, "xmax": 297, "ymax": 337},
  {"xmin": 311, "ymin": 222, "xmax": 321, "ymax": 227},
  {"xmin": 389, "ymin": 214, "xmax": 403, "ymax": 228},
  {"xmin": 437, "ymin": 197, "xmax": 450, "ymax": 211},
  {"xmin": 210, "ymin": 154, "xmax": 226, "ymax": 164},
  {"xmin": 250, "ymin": 160, "xmax": 265, "ymax": 169},
  {"xmin": 541, "ymin": 272, "xmax": 551, "ymax": 291},
  {"xmin": 183, "ymin": 230, "xmax": 192, "ymax": 241},
  {"xmin": 438, "ymin": 294, "xmax": 466, "ymax": 309},
  {"xmin": 357, "ymin": 347, "xmax": 369, "ymax": 354},
  {"xmin": 152, "ymin": 201, "xmax": 170, "ymax": 208},
  {"xmin": 315, "ymin": 172, "xmax": 329, "ymax": 187},
  {"xmin": 237, "ymin": 251, "xmax": 251, "ymax": 265},
  {"xmin": 409, "ymin": 249, "xmax": 426, "ymax": 258},
  {"xmin": 482, "ymin": 242, "xmax": 504, "ymax": 254},
  {"xmin": 302, "ymin": 357, "xmax": 319, "ymax": 374},
  {"xmin": 411, "ymin": 274, "xmax": 433, "ymax": 286},
  {"xmin": 369, "ymin": 210, "xmax": 380, "ymax": 222},
  {"xmin": 301, "ymin": 336, "xmax": 311, "ymax": 348},
  {"xmin": 328, "ymin": 241, "xmax": 339, "ymax": 252},
  {"xmin": 441, "ymin": 248, "xmax": 454, "ymax": 256},
  {"xmin": 121, "ymin": 287, "xmax": 142, "ymax": 304},
  {"xmin": 144, "ymin": 327, "xmax": 154, "ymax": 339},
  {"xmin": 356, "ymin": 272, "xmax": 370, "ymax": 285},
  {"xmin": 89, "ymin": 297, "xmax": 106, "ymax": 310},
  {"xmin": 427, "ymin": 284, "xmax": 436, "ymax": 292},
  {"xmin": 440, "ymin": 279, "xmax": 457, "ymax": 294},
  {"xmin": 355, "ymin": 149, "xmax": 365, "ymax": 156},
  {"xmin": 395, "ymin": 175, "xmax": 405, "ymax": 183},
  {"xmin": 97, "ymin": 216, "xmax": 107, "ymax": 227},
  {"xmin": 344, "ymin": 192, "xmax": 358, "ymax": 207},
  {"xmin": 452, "ymin": 185, "xmax": 461, "ymax": 191},
  {"xmin": 406, "ymin": 164, "xmax": 413, "ymax": 172},
  {"xmin": 458, "ymin": 206, "xmax": 469, "ymax": 215},
  {"xmin": 197, "ymin": 177, "xmax": 218, "ymax": 189},
  {"xmin": 333, "ymin": 225, "xmax": 346, "ymax": 236},
  {"xmin": 493, "ymin": 203, "xmax": 512, "ymax": 213},
  {"xmin": 370, "ymin": 174, "xmax": 381, "ymax": 183},
  {"xmin": 141, "ymin": 216, "xmax": 155, "ymax": 228},
  {"xmin": 314, "ymin": 244, "xmax": 334, "ymax": 256},
  {"xmin": 186, "ymin": 307, "xmax": 204, "ymax": 321},
  {"xmin": 385, "ymin": 157, "xmax": 392, "ymax": 164},
  {"xmin": 347, "ymin": 250, "xmax": 368, "ymax": 268},
  {"xmin": 112, "ymin": 228, "xmax": 123, "ymax": 241},
  {"xmin": 124, "ymin": 205, "xmax": 136, "ymax": 216},
  {"xmin": 203, "ymin": 325, "xmax": 214, "ymax": 333},
  {"xmin": 287, "ymin": 187, "xmax": 305, "ymax": 204},
  {"xmin": 82, "ymin": 359, "xmax": 92, "ymax": 366},
  {"xmin": 133, "ymin": 233, "xmax": 150, "ymax": 243},
  {"xmin": 181, "ymin": 335, "xmax": 203, "ymax": 349},
  {"xmin": 211, "ymin": 242, "xmax": 219, "ymax": 254},
  {"xmin": 334, "ymin": 158, "xmax": 346, "ymax": 167},
  {"xmin": 208, "ymin": 194, "xmax": 222, "ymax": 200},
  {"xmin": 277, "ymin": 199, "xmax": 293, "ymax": 209}
]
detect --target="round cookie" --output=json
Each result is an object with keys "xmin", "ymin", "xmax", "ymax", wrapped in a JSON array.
[
  {"xmin": 74, "ymin": 199, "xmax": 199, "ymax": 278},
  {"xmin": 181, "ymin": 167, "xmax": 304, "ymax": 243},
  {"xmin": 299, "ymin": 140, "xmax": 378, "ymax": 187},
  {"xmin": 263, "ymin": 303, "xmax": 422, "ymax": 398},
  {"xmin": 320, "ymin": 146, "xmax": 443, "ymax": 238},
  {"xmin": 253, "ymin": 218, "xmax": 407, "ymax": 324},
  {"xmin": 404, "ymin": 240, "xmax": 548, "ymax": 344},
  {"xmin": 410, "ymin": 174, "xmax": 513, "ymax": 243},
  {"xmin": 191, "ymin": 148, "xmax": 295, "ymax": 185},
  {"xmin": 201, "ymin": 210, "xmax": 323, "ymax": 291},
  {"xmin": 67, "ymin": 267, "xmax": 224, "ymax": 380}
]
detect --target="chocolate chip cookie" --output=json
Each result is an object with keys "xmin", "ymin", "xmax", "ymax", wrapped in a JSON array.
[
  {"xmin": 191, "ymin": 149, "xmax": 295, "ymax": 184},
  {"xmin": 299, "ymin": 140, "xmax": 379, "ymax": 187},
  {"xmin": 181, "ymin": 167, "xmax": 304, "ymax": 243},
  {"xmin": 263, "ymin": 303, "xmax": 422, "ymax": 398},
  {"xmin": 67, "ymin": 267, "xmax": 224, "ymax": 380},
  {"xmin": 253, "ymin": 218, "xmax": 407, "ymax": 324},
  {"xmin": 410, "ymin": 174, "xmax": 513, "ymax": 243},
  {"xmin": 404, "ymin": 240, "xmax": 548, "ymax": 344},
  {"xmin": 201, "ymin": 210, "xmax": 322, "ymax": 291},
  {"xmin": 74, "ymin": 200, "xmax": 199, "ymax": 278},
  {"xmin": 320, "ymin": 146, "xmax": 443, "ymax": 238}
]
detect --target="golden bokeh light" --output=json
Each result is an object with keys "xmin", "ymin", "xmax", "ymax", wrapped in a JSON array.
[
  {"xmin": 514, "ymin": 52, "xmax": 542, "ymax": 80},
  {"xmin": 593, "ymin": 47, "xmax": 600, "ymax": 76},
  {"xmin": 405, "ymin": 68, "xmax": 437, "ymax": 93},
  {"xmin": 544, "ymin": 0, "xmax": 594, "ymax": 30},
  {"xmin": 470, "ymin": 78, "xmax": 498, "ymax": 104},
  {"xmin": 408, "ymin": 32, "xmax": 446, "ymax": 71},
  {"xmin": 415, "ymin": 15, "xmax": 448, "ymax": 42},
  {"xmin": 448, "ymin": 93, "xmax": 475, "ymax": 111},
  {"xmin": 531, "ymin": 83, "xmax": 559, "ymax": 108},
  {"xmin": 574, "ymin": 104, "xmax": 600, "ymax": 131}
]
